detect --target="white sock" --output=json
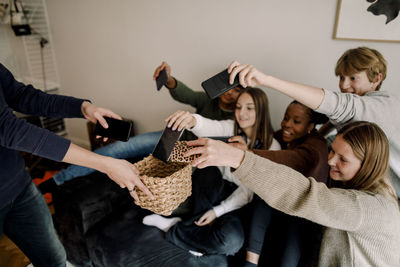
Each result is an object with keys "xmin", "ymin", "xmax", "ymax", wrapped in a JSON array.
[
  {"xmin": 142, "ymin": 214, "xmax": 181, "ymax": 232},
  {"xmin": 189, "ymin": 250, "xmax": 204, "ymax": 257}
]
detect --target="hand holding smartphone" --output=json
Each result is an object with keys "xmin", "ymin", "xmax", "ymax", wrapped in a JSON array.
[
  {"xmin": 156, "ymin": 68, "xmax": 169, "ymax": 91},
  {"xmin": 201, "ymin": 69, "xmax": 240, "ymax": 99},
  {"xmin": 94, "ymin": 117, "xmax": 132, "ymax": 142}
]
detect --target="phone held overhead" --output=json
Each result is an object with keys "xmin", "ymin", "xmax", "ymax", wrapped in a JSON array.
[{"xmin": 201, "ymin": 69, "xmax": 240, "ymax": 99}]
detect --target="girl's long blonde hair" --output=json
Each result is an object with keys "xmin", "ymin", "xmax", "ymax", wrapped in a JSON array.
[{"xmin": 331, "ymin": 121, "xmax": 397, "ymax": 202}]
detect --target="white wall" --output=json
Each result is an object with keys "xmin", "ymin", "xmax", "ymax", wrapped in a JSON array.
[{"xmin": 45, "ymin": 0, "xmax": 400, "ymax": 145}]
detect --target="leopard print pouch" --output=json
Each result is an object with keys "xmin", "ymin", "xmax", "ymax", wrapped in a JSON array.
[{"xmin": 169, "ymin": 141, "xmax": 200, "ymax": 163}]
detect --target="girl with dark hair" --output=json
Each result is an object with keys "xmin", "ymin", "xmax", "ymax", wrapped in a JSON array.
[
  {"xmin": 244, "ymin": 100, "xmax": 329, "ymax": 266},
  {"xmin": 143, "ymin": 87, "xmax": 280, "ymax": 256}
]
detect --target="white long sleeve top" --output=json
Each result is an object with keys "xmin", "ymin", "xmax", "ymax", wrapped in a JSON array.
[{"xmin": 191, "ymin": 114, "xmax": 281, "ymax": 217}]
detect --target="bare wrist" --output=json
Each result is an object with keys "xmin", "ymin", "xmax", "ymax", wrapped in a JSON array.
[
  {"xmin": 232, "ymin": 150, "xmax": 245, "ymax": 169},
  {"xmin": 90, "ymin": 154, "xmax": 113, "ymax": 174},
  {"xmin": 165, "ymin": 77, "xmax": 177, "ymax": 89},
  {"xmin": 81, "ymin": 101, "xmax": 91, "ymax": 117}
]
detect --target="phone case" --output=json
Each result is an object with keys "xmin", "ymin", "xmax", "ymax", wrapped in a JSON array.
[
  {"xmin": 156, "ymin": 68, "xmax": 168, "ymax": 91},
  {"xmin": 152, "ymin": 126, "xmax": 184, "ymax": 162},
  {"xmin": 201, "ymin": 69, "xmax": 240, "ymax": 99}
]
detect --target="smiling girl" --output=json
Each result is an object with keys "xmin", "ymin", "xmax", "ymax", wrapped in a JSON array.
[
  {"xmin": 227, "ymin": 47, "xmax": 400, "ymax": 201},
  {"xmin": 184, "ymin": 121, "xmax": 400, "ymax": 266},
  {"xmin": 143, "ymin": 88, "xmax": 280, "ymax": 256},
  {"xmin": 244, "ymin": 101, "xmax": 328, "ymax": 266}
]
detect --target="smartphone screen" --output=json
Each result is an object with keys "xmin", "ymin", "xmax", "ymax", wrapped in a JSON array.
[
  {"xmin": 152, "ymin": 125, "xmax": 184, "ymax": 162},
  {"xmin": 94, "ymin": 117, "xmax": 132, "ymax": 142},
  {"xmin": 201, "ymin": 69, "xmax": 240, "ymax": 99}
]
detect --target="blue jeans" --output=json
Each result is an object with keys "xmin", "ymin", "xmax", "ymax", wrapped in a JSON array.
[
  {"xmin": 167, "ymin": 213, "xmax": 244, "ymax": 256},
  {"xmin": 0, "ymin": 181, "xmax": 66, "ymax": 267},
  {"xmin": 53, "ymin": 130, "xmax": 162, "ymax": 185},
  {"xmin": 247, "ymin": 196, "xmax": 320, "ymax": 266}
]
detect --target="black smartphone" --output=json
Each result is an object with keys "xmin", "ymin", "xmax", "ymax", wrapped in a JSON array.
[
  {"xmin": 152, "ymin": 125, "xmax": 184, "ymax": 162},
  {"xmin": 201, "ymin": 69, "xmax": 240, "ymax": 99},
  {"xmin": 94, "ymin": 117, "xmax": 132, "ymax": 142},
  {"xmin": 156, "ymin": 68, "xmax": 168, "ymax": 91},
  {"xmin": 205, "ymin": 136, "xmax": 238, "ymax": 143}
]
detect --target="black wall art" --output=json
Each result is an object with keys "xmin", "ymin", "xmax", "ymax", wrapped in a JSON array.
[{"xmin": 334, "ymin": 0, "xmax": 400, "ymax": 42}]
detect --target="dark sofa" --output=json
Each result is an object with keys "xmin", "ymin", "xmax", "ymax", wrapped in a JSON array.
[
  {"xmin": 52, "ymin": 168, "xmax": 229, "ymax": 267},
  {"xmin": 51, "ymin": 161, "xmax": 319, "ymax": 267}
]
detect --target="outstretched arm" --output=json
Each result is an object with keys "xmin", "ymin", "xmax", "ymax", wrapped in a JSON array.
[
  {"xmin": 227, "ymin": 61, "xmax": 325, "ymax": 110},
  {"xmin": 62, "ymin": 143, "xmax": 154, "ymax": 202},
  {"xmin": 184, "ymin": 138, "xmax": 377, "ymax": 232}
]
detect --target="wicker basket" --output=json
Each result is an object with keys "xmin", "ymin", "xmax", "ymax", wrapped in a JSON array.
[{"xmin": 133, "ymin": 154, "xmax": 192, "ymax": 216}]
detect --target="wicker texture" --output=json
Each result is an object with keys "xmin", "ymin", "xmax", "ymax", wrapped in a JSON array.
[{"xmin": 134, "ymin": 155, "xmax": 192, "ymax": 215}]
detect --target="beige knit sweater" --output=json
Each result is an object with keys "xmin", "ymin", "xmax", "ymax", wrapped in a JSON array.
[{"xmin": 234, "ymin": 152, "xmax": 400, "ymax": 267}]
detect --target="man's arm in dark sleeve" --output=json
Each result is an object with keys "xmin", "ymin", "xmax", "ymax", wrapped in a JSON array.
[
  {"xmin": 0, "ymin": 63, "xmax": 85, "ymax": 118},
  {"xmin": 0, "ymin": 104, "xmax": 70, "ymax": 161}
]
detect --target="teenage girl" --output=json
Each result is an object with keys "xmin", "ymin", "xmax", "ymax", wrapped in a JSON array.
[{"xmin": 143, "ymin": 87, "xmax": 280, "ymax": 256}]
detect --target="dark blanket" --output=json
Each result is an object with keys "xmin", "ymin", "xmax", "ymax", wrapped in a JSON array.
[{"xmin": 53, "ymin": 171, "xmax": 227, "ymax": 267}]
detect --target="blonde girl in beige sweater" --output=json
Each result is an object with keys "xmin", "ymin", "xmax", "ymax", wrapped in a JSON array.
[{"xmin": 184, "ymin": 121, "xmax": 400, "ymax": 266}]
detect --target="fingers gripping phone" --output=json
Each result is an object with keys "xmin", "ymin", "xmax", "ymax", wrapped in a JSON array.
[
  {"xmin": 156, "ymin": 68, "xmax": 168, "ymax": 91},
  {"xmin": 201, "ymin": 69, "xmax": 240, "ymax": 99},
  {"xmin": 94, "ymin": 117, "xmax": 132, "ymax": 142}
]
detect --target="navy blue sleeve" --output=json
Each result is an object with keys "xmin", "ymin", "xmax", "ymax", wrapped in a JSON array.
[
  {"xmin": 0, "ymin": 63, "xmax": 85, "ymax": 118},
  {"xmin": 0, "ymin": 103, "xmax": 70, "ymax": 161},
  {"xmin": 0, "ymin": 63, "xmax": 89, "ymax": 161}
]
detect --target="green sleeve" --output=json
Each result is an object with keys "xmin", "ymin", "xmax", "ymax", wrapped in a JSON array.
[{"xmin": 169, "ymin": 80, "xmax": 209, "ymax": 109}]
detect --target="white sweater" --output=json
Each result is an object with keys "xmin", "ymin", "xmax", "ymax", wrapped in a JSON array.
[{"xmin": 191, "ymin": 114, "xmax": 281, "ymax": 217}]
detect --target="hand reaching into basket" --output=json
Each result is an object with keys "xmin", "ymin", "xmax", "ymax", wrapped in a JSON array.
[
  {"xmin": 184, "ymin": 138, "xmax": 245, "ymax": 169},
  {"xmin": 165, "ymin": 110, "xmax": 197, "ymax": 131}
]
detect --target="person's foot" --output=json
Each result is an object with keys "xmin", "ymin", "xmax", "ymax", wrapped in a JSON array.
[
  {"xmin": 189, "ymin": 250, "xmax": 203, "ymax": 257},
  {"xmin": 142, "ymin": 214, "xmax": 181, "ymax": 232},
  {"xmin": 37, "ymin": 178, "xmax": 58, "ymax": 194}
]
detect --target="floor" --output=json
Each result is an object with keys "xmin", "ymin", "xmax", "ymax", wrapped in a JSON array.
[{"xmin": 0, "ymin": 235, "xmax": 30, "ymax": 267}]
